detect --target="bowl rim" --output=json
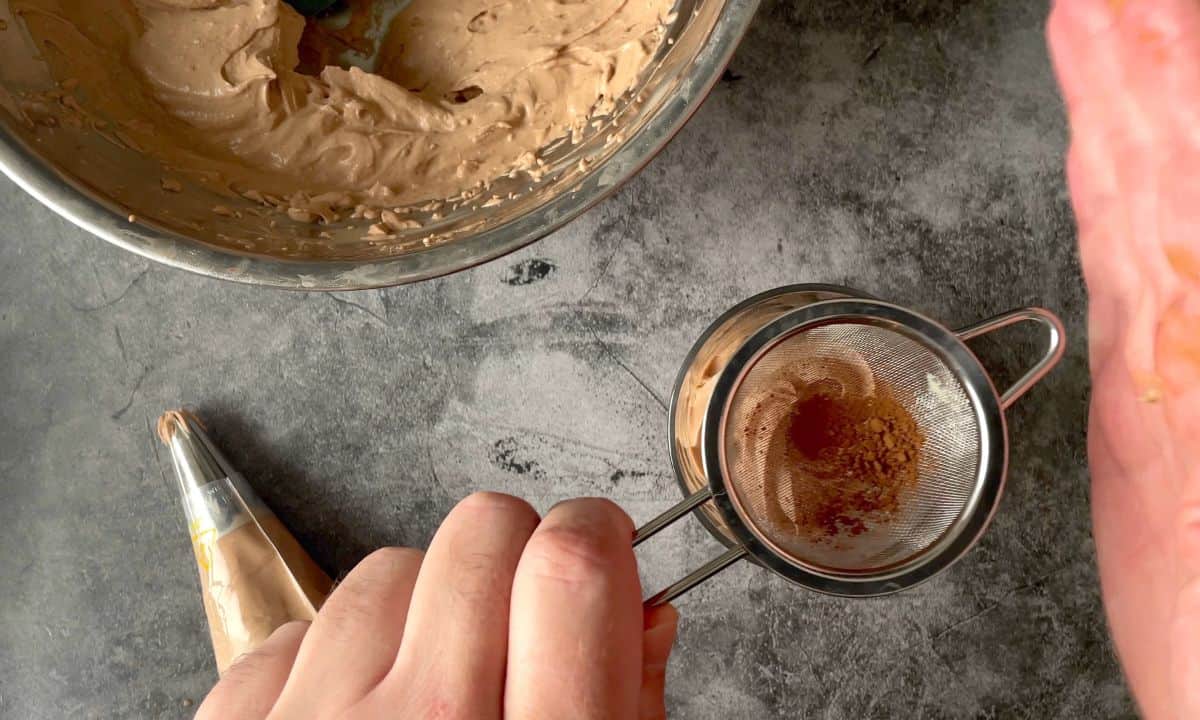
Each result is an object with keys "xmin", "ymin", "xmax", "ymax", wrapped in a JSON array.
[{"xmin": 0, "ymin": 0, "xmax": 761, "ymax": 291}]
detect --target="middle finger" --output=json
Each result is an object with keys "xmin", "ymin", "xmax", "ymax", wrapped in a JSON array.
[
  {"xmin": 505, "ymin": 498, "xmax": 644, "ymax": 720},
  {"xmin": 373, "ymin": 492, "xmax": 540, "ymax": 718}
]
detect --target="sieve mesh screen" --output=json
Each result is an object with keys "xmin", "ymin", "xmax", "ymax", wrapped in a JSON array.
[{"xmin": 722, "ymin": 321, "xmax": 982, "ymax": 573}]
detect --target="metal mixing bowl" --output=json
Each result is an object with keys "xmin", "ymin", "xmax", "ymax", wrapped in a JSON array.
[{"xmin": 0, "ymin": 0, "xmax": 759, "ymax": 289}]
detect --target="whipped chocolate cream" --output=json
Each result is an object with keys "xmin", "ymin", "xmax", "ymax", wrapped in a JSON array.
[{"xmin": 11, "ymin": 0, "xmax": 673, "ymax": 222}]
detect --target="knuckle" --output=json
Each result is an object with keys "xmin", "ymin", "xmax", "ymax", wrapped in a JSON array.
[
  {"xmin": 523, "ymin": 521, "xmax": 617, "ymax": 586},
  {"xmin": 454, "ymin": 491, "xmax": 539, "ymax": 525},
  {"xmin": 273, "ymin": 619, "xmax": 310, "ymax": 636},
  {"xmin": 356, "ymin": 546, "xmax": 424, "ymax": 578},
  {"xmin": 448, "ymin": 550, "xmax": 511, "ymax": 603},
  {"xmin": 214, "ymin": 643, "xmax": 282, "ymax": 692},
  {"xmin": 430, "ymin": 494, "xmax": 538, "ymax": 605},
  {"xmin": 550, "ymin": 497, "xmax": 634, "ymax": 534},
  {"xmin": 265, "ymin": 620, "xmax": 310, "ymax": 651},
  {"xmin": 318, "ymin": 589, "xmax": 378, "ymax": 631},
  {"xmin": 320, "ymin": 548, "xmax": 422, "ymax": 627}
]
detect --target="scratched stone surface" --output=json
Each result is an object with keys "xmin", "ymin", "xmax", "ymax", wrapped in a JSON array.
[{"xmin": 0, "ymin": 0, "xmax": 1136, "ymax": 717}]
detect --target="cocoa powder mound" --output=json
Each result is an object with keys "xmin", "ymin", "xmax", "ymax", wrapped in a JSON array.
[{"xmin": 780, "ymin": 381, "xmax": 925, "ymax": 538}]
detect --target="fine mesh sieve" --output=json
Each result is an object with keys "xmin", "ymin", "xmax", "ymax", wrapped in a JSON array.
[
  {"xmin": 724, "ymin": 321, "xmax": 981, "ymax": 574},
  {"xmin": 635, "ymin": 293, "xmax": 1065, "ymax": 606}
]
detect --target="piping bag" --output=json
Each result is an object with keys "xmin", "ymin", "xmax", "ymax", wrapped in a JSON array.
[{"xmin": 157, "ymin": 410, "xmax": 332, "ymax": 674}]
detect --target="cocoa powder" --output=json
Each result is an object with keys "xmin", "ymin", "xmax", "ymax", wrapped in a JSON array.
[{"xmin": 781, "ymin": 381, "xmax": 924, "ymax": 538}]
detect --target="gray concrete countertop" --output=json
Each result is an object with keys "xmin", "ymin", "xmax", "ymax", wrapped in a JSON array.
[{"xmin": 0, "ymin": 0, "xmax": 1135, "ymax": 717}]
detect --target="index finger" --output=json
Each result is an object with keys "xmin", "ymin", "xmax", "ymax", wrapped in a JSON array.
[{"xmin": 505, "ymin": 498, "xmax": 643, "ymax": 720}]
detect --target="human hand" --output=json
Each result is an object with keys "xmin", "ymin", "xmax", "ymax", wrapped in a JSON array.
[
  {"xmin": 195, "ymin": 493, "xmax": 679, "ymax": 719},
  {"xmin": 1047, "ymin": 0, "xmax": 1200, "ymax": 717}
]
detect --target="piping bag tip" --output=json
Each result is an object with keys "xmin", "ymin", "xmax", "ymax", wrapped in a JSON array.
[
  {"xmin": 156, "ymin": 408, "xmax": 197, "ymax": 446},
  {"xmin": 157, "ymin": 408, "xmax": 236, "ymax": 495},
  {"xmin": 156, "ymin": 407, "xmax": 332, "ymax": 674}
]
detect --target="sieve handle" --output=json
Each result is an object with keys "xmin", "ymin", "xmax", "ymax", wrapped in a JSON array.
[
  {"xmin": 633, "ymin": 487, "xmax": 713, "ymax": 546},
  {"xmin": 634, "ymin": 488, "xmax": 750, "ymax": 607},
  {"xmin": 644, "ymin": 546, "xmax": 747, "ymax": 607},
  {"xmin": 956, "ymin": 307, "xmax": 1066, "ymax": 410}
]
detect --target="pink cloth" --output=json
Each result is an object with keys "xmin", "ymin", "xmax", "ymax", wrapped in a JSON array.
[{"xmin": 1048, "ymin": 0, "xmax": 1200, "ymax": 716}]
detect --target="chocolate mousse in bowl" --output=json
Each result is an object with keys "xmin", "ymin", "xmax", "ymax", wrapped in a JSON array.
[{"xmin": 0, "ymin": 0, "xmax": 759, "ymax": 288}]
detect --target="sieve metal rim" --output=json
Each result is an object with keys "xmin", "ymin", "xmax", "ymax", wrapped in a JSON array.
[
  {"xmin": 667, "ymin": 283, "xmax": 870, "ymax": 559},
  {"xmin": 699, "ymin": 299, "xmax": 1009, "ymax": 597}
]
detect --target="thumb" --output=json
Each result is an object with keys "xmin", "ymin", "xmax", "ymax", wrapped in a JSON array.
[{"xmin": 638, "ymin": 603, "xmax": 680, "ymax": 720}]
